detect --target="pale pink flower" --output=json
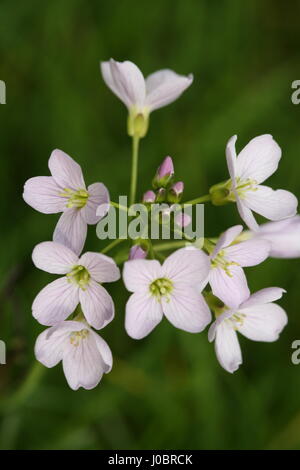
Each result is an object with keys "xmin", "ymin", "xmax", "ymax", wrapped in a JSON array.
[
  {"xmin": 142, "ymin": 190, "xmax": 156, "ymax": 203},
  {"xmin": 207, "ymin": 225, "xmax": 270, "ymax": 309},
  {"xmin": 123, "ymin": 248, "xmax": 211, "ymax": 339},
  {"xmin": 226, "ymin": 135, "xmax": 298, "ymax": 230},
  {"xmin": 254, "ymin": 216, "xmax": 300, "ymax": 258},
  {"xmin": 208, "ymin": 288, "xmax": 287, "ymax": 373},
  {"xmin": 101, "ymin": 59, "xmax": 193, "ymax": 137},
  {"xmin": 35, "ymin": 320, "xmax": 112, "ymax": 390},
  {"xmin": 32, "ymin": 241, "xmax": 120, "ymax": 329},
  {"xmin": 23, "ymin": 149, "xmax": 109, "ymax": 255}
]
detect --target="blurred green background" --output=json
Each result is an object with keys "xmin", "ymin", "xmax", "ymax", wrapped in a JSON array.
[{"xmin": 0, "ymin": 0, "xmax": 300, "ymax": 450}]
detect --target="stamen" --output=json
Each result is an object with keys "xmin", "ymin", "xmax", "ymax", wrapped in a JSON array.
[
  {"xmin": 59, "ymin": 188, "xmax": 89, "ymax": 209},
  {"xmin": 150, "ymin": 277, "xmax": 173, "ymax": 302},
  {"xmin": 69, "ymin": 329, "xmax": 89, "ymax": 347},
  {"xmin": 67, "ymin": 265, "xmax": 90, "ymax": 290}
]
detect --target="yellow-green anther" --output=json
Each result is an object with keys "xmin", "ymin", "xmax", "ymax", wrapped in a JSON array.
[
  {"xmin": 211, "ymin": 250, "xmax": 239, "ymax": 277},
  {"xmin": 67, "ymin": 265, "xmax": 90, "ymax": 290},
  {"xmin": 60, "ymin": 188, "xmax": 89, "ymax": 209},
  {"xmin": 69, "ymin": 329, "xmax": 90, "ymax": 346},
  {"xmin": 150, "ymin": 277, "xmax": 173, "ymax": 302}
]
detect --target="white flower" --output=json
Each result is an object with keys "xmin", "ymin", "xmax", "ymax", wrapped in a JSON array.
[
  {"xmin": 35, "ymin": 320, "xmax": 112, "ymax": 390},
  {"xmin": 253, "ymin": 216, "xmax": 300, "ymax": 258},
  {"xmin": 207, "ymin": 225, "xmax": 270, "ymax": 309},
  {"xmin": 208, "ymin": 287, "xmax": 287, "ymax": 373},
  {"xmin": 32, "ymin": 241, "xmax": 120, "ymax": 328},
  {"xmin": 23, "ymin": 149, "xmax": 109, "ymax": 255},
  {"xmin": 225, "ymin": 135, "xmax": 298, "ymax": 230},
  {"xmin": 123, "ymin": 248, "xmax": 211, "ymax": 339},
  {"xmin": 101, "ymin": 59, "xmax": 193, "ymax": 137}
]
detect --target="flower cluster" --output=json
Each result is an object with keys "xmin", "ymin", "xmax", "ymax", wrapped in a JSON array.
[{"xmin": 23, "ymin": 58, "xmax": 299, "ymax": 389}]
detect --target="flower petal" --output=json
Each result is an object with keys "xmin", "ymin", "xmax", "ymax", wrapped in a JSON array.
[
  {"xmin": 125, "ymin": 291, "xmax": 163, "ymax": 339},
  {"xmin": 213, "ymin": 321, "xmax": 242, "ymax": 373},
  {"xmin": 123, "ymin": 259, "xmax": 162, "ymax": 293},
  {"xmin": 23, "ymin": 176, "xmax": 65, "ymax": 214},
  {"xmin": 212, "ymin": 225, "xmax": 243, "ymax": 257},
  {"xmin": 240, "ymin": 287, "xmax": 286, "ymax": 309},
  {"xmin": 225, "ymin": 238, "xmax": 270, "ymax": 267},
  {"xmin": 236, "ymin": 134, "xmax": 281, "ymax": 184},
  {"xmin": 49, "ymin": 149, "xmax": 85, "ymax": 190},
  {"xmin": 102, "ymin": 59, "xmax": 146, "ymax": 108},
  {"xmin": 62, "ymin": 330, "xmax": 106, "ymax": 390},
  {"xmin": 209, "ymin": 265, "xmax": 250, "ymax": 309},
  {"xmin": 53, "ymin": 208, "xmax": 87, "ymax": 256},
  {"xmin": 92, "ymin": 332, "xmax": 113, "ymax": 373},
  {"xmin": 79, "ymin": 252, "xmax": 120, "ymax": 283},
  {"xmin": 35, "ymin": 325, "xmax": 69, "ymax": 367},
  {"xmin": 256, "ymin": 216, "xmax": 300, "ymax": 258},
  {"xmin": 81, "ymin": 183, "xmax": 110, "ymax": 225},
  {"xmin": 244, "ymin": 185, "xmax": 298, "ymax": 222},
  {"xmin": 226, "ymin": 135, "xmax": 237, "ymax": 181},
  {"xmin": 162, "ymin": 289, "xmax": 211, "ymax": 333},
  {"xmin": 79, "ymin": 280, "xmax": 114, "ymax": 329},
  {"xmin": 32, "ymin": 277, "xmax": 79, "ymax": 325},
  {"xmin": 32, "ymin": 241, "xmax": 78, "ymax": 274},
  {"xmin": 238, "ymin": 303, "xmax": 288, "ymax": 342},
  {"xmin": 236, "ymin": 195, "xmax": 259, "ymax": 230},
  {"xmin": 145, "ymin": 69, "xmax": 193, "ymax": 111},
  {"xmin": 162, "ymin": 247, "xmax": 210, "ymax": 287}
]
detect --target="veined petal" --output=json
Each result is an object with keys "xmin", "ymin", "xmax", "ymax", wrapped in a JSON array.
[
  {"xmin": 209, "ymin": 265, "xmax": 250, "ymax": 309},
  {"xmin": 125, "ymin": 291, "xmax": 163, "ymax": 339},
  {"xmin": 62, "ymin": 330, "xmax": 106, "ymax": 390},
  {"xmin": 236, "ymin": 195, "xmax": 259, "ymax": 231},
  {"xmin": 53, "ymin": 208, "xmax": 87, "ymax": 256},
  {"xmin": 225, "ymin": 135, "xmax": 237, "ymax": 180},
  {"xmin": 244, "ymin": 185, "xmax": 298, "ymax": 222},
  {"xmin": 104, "ymin": 59, "xmax": 146, "ymax": 108},
  {"xmin": 162, "ymin": 247, "xmax": 210, "ymax": 287},
  {"xmin": 162, "ymin": 289, "xmax": 211, "ymax": 333},
  {"xmin": 238, "ymin": 303, "xmax": 288, "ymax": 342},
  {"xmin": 49, "ymin": 149, "xmax": 85, "ymax": 190},
  {"xmin": 225, "ymin": 238, "xmax": 270, "ymax": 267},
  {"xmin": 23, "ymin": 176, "xmax": 65, "ymax": 214},
  {"xmin": 35, "ymin": 325, "xmax": 69, "ymax": 367},
  {"xmin": 32, "ymin": 241, "xmax": 78, "ymax": 274},
  {"xmin": 81, "ymin": 183, "xmax": 110, "ymax": 225},
  {"xmin": 240, "ymin": 287, "xmax": 286, "ymax": 309},
  {"xmin": 145, "ymin": 69, "xmax": 193, "ymax": 111},
  {"xmin": 79, "ymin": 252, "xmax": 120, "ymax": 283},
  {"xmin": 79, "ymin": 280, "xmax": 115, "ymax": 330},
  {"xmin": 212, "ymin": 225, "xmax": 243, "ymax": 257},
  {"xmin": 123, "ymin": 259, "xmax": 162, "ymax": 293},
  {"xmin": 32, "ymin": 277, "xmax": 79, "ymax": 325},
  {"xmin": 256, "ymin": 216, "xmax": 300, "ymax": 258},
  {"xmin": 236, "ymin": 134, "xmax": 281, "ymax": 184},
  {"xmin": 214, "ymin": 321, "xmax": 242, "ymax": 373},
  {"xmin": 92, "ymin": 332, "xmax": 113, "ymax": 373}
]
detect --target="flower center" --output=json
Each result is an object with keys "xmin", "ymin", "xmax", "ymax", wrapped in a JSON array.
[
  {"xmin": 235, "ymin": 177, "xmax": 258, "ymax": 199},
  {"xmin": 226, "ymin": 312, "xmax": 246, "ymax": 330},
  {"xmin": 60, "ymin": 188, "xmax": 89, "ymax": 209},
  {"xmin": 67, "ymin": 265, "xmax": 90, "ymax": 290},
  {"xmin": 150, "ymin": 277, "xmax": 173, "ymax": 301},
  {"xmin": 211, "ymin": 250, "xmax": 238, "ymax": 277},
  {"xmin": 69, "ymin": 329, "xmax": 89, "ymax": 347}
]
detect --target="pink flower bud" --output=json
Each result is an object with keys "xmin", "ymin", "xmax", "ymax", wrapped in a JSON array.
[
  {"xmin": 171, "ymin": 181, "xmax": 184, "ymax": 197},
  {"xmin": 175, "ymin": 213, "xmax": 191, "ymax": 228},
  {"xmin": 143, "ymin": 190, "xmax": 156, "ymax": 203},
  {"xmin": 129, "ymin": 245, "xmax": 147, "ymax": 260},
  {"xmin": 157, "ymin": 156, "xmax": 174, "ymax": 179}
]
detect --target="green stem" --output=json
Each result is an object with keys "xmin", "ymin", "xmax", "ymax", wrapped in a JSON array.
[
  {"xmin": 110, "ymin": 201, "xmax": 128, "ymax": 212},
  {"xmin": 129, "ymin": 136, "xmax": 140, "ymax": 206},
  {"xmin": 184, "ymin": 194, "xmax": 211, "ymax": 205},
  {"xmin": 101, "ymin": 238, "xmax": 127, "ymax": 254},
  {"xmin": 154, "ymin": 240, "xmax": 189, "ymax": 252}
]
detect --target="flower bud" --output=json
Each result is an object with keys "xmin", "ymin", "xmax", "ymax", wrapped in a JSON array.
[
  {"xmin": 143, "ymin": 190, "xmax": 156, "ymax": 203},
  {"xmin": 129, "ymin": 245, "xmax": 147, "ymax": 260},
  {"xmin": 155, "ymin": 188, "xmax": 166, "ymax": 203},
  {"xmin": 167, "ymin": 181, "xmax": 184, "ymax": 203},
  {"xmin": 152, "ymin": 156, "xmax": 174, "ymax": 189}
]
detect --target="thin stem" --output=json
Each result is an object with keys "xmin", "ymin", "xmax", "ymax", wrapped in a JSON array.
[
  {"xmin": 183, "ymin": 194, "xmax": 211, "ymax": 205},
  {"xmin": 101, "ymin": 238, "xmax": 127, "ymax": 254},
  {"xmin": 129, "ymin": 136, "xmax": 140, "ymax": 206},
  {"xmin": 110, "ymin": 201, "xmax": 128, "ymax": 212},
  {"xmin": 154, "ymin": 241, "xmax": 189, "ymax": 252}
]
